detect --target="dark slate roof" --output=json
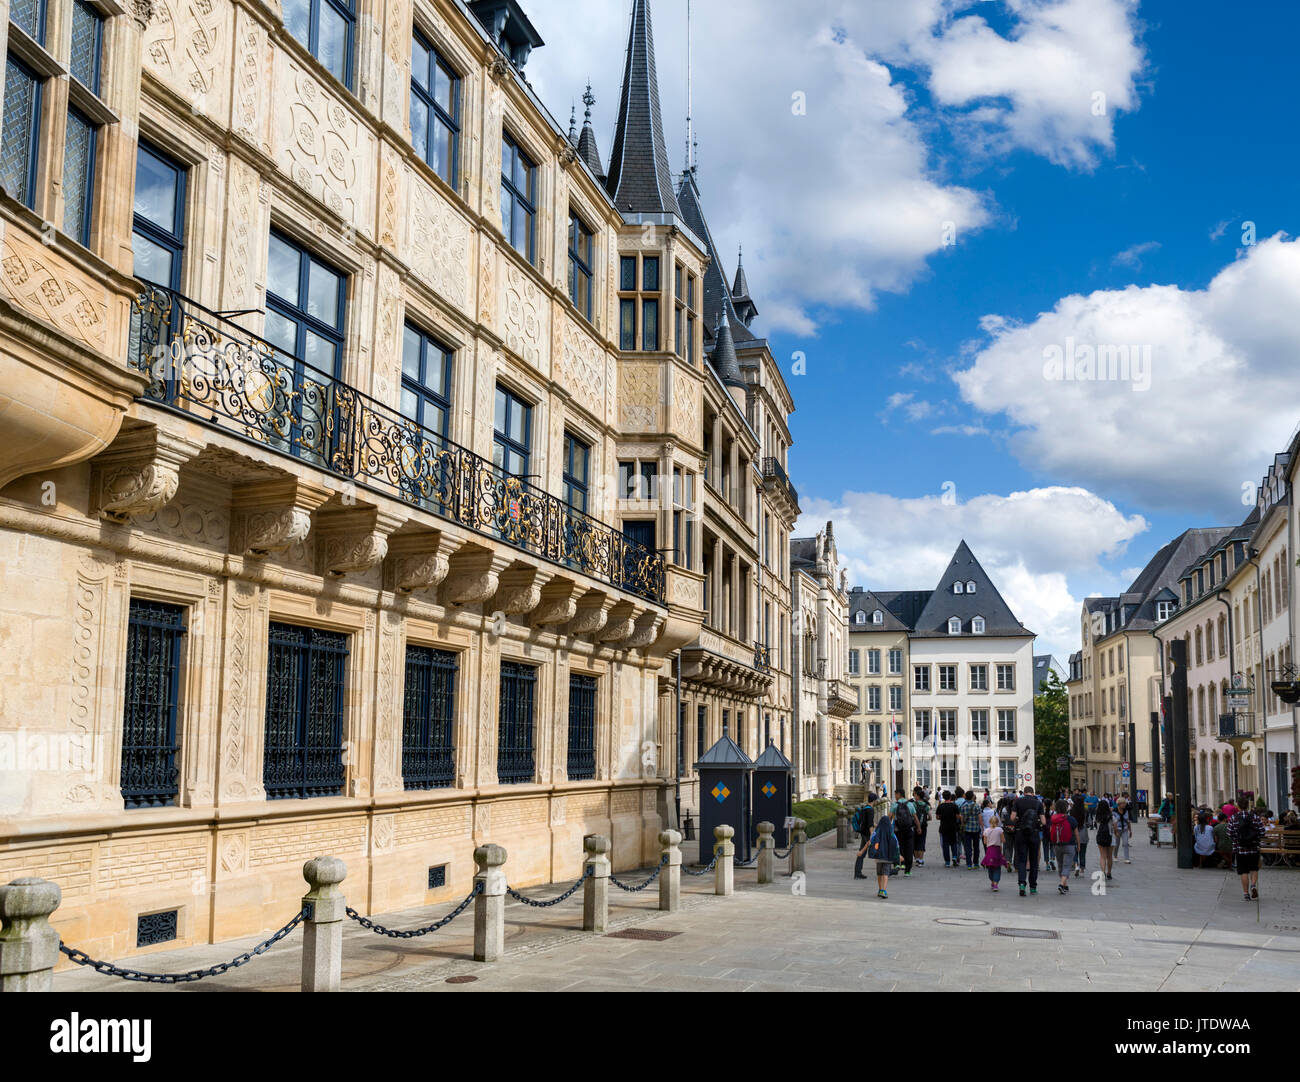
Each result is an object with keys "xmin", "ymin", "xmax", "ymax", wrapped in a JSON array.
[
  {"xmin": 577, "ymin": 85, "xmax": 605, "ymax": 181},
  {"xmin": 1033, "ymin": 654, "xmax": 1061, "ymax": 689},
  {"xmin": 753, "ymin": 741, "xmax": 792, "ymax": 769},
  {"xmin": 1098, "ymin": 525, "xmax": 1233, "ymax": 639},
  {"xmin": 911, "ymin": 541, "xmax": 1034, "ymax": 638},
  {"xmin": 870, "ymin": 590, "xmax": 934, "ymax": 631},
  {"xmin": 694, "ymin": 733, "xmax": 753, "ymax": 770},
  {"xmin": 711, "ymin": 310, "xmax": 745, "ymax": 388},
  {"xmin": 847, "ymin": 588, "xmax": 912, "ymax": 633},
  {"xmin": 790, "ymin": 536, "xmax": 818, "ymax": 572},
  {"xmin": 605, "ymin": 0, "xmax": 682, "ymax": 217},
  {"xmin": 732, "ymin": 248, "xmax": 757, "ymax": 326}
]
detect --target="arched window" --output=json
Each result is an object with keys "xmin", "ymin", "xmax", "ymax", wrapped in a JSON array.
[
  {"xmin": 972, "ymin": 616, "xmax": 985, "ymax": 634},
  {"xmin": 1194, "ymin": 627, "xmax": 1203, "ymax": 666},
  {"xmin": 1205, "ymin": 621, "xmax": 1214, "ymax": 658},
  {"xmin": 1217, "ymin": 614, "xmax": 1226, "ymax": 657},
  {"xmin": 872, "ymin": 610, "xmax": 883, "ymax": 625},
  {"xmin": 948, "ymin": 616, "xmax": 961, "ymax": 635},
  {"xmin": 965, "ymin": 580, "xmax": 976, "ymax": 593},
  {"xmin": 953, "ymin": 582, "xmax": 963, "ymax": 594},
  {"xmin": 855, "ymin": 611, "xmax": 866, "ymax": 625}
]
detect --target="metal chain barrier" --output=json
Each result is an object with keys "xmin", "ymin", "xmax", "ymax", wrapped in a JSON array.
[
  {"xmin": 608, "ymin": 855, "xmax": 668, "ymax": 892},
  {"xmin": 346, "ymin": 881, "xmax": 482, "ymax": 938},
  {"xmin": 505, "ymin": 866, "xmax": 593, "ymax": 907},
  {"xmin": 733, "ymin": 851, "xmax": 760, "ymax": 867},
  {"xmin": 682, "ymin": 855, "xmax": 718, "ymax": 877},
  {"xmin": 57, "ymin": 909, "xmax": 306, "ymax": 985},
  {"xmin": 773, "ymin": 847, "xmax": 793, "ymax": 859}
]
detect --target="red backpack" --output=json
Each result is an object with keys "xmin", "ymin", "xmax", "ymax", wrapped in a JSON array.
[{"xmin": 1049, "ymin": 813, "xmax": 1074, "ymax": 845}]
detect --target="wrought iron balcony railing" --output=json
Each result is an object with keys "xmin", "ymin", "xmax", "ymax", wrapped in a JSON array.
[
  {"xmin": 127, "ymin": 284, "xmax": 665, "ymax": 605},
  {"xmin": 1218, "ymin": 712, "xmax": 1256, "ymax": 740},
  {"xmin": 761, "ymin": 457, "xmax": 799, "ymax": 507}
]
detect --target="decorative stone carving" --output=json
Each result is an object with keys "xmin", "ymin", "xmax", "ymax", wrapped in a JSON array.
[
  {"xmin": 598, "ymin": 602, "xmax": 638, "ymax": 644},
  {"xmin": 443, "ymin": 549, "xmax": 510, "ymax": 606},
  {"xmin": 531, "ymin": 580, "xmax": 581, "ymax": 627},
  {"xmin": 385, "ymin": 532, "xmax": 459, "ymax": 594},
  {"xmin": 244, "ymin": 508, "xmax": 311, "ymax": 556},
  {"xmin": 316, "ymin": 508, "xmax": 404, "ymax": 579},
  {"xmin": 625, "ymin": 612, "xmax": 665, "ymax": 651},
  {"xmin": 569, "ymin": 593, "xmax": 610, "ymax": 636},
  {"xmin": 409, "ymin": 181, "xmax": 470, "ymax": 311},
  {"xmin": 230, "ymin": 478, "xmax": 333, "ymax": 557},
  {"xmin": 92, "ymin": 428, "xmax": 202, "ymax": 523},
  {"xmin": 131, "ymin": 0, "xmax": 156, "ymax": 29},
  {"xmin": 487, "ymin": 54, "xmax": 510, "ymax": 82},
  {"xmin": 490, "ymin": 567, "xmax": 545, "ymax": 616}
]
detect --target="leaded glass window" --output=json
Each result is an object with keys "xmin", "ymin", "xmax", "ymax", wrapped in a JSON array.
[
  {"xmin": 9, "ymin": 0, "xmax": 46, "ymax": 43},
  {"xmin": 69, "ymin": 0, "xmax": 103, "ymax": 93},
  {"xmin": 62, "ymin": 108, "xmax": 96, "ymax": 245},
  {"xmin": 1, "ymin": 56, "xmax": 41, "ymax": 209}
]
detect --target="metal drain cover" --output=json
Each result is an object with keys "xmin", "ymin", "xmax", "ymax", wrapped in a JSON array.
[
  {"xmin": 993, "ymin": 927, "xmax": 1060, "ymax": 940},
  {"xmin": 605, "ymin": 928, "xmax": 681, "ymax": 941},
  {"xmin": 445, "ymin": 975, "xmax": 479, "ymax": 984},
  {"xmin": 935, "ymin": 918, "xmax": 988, "ymax": 927}
]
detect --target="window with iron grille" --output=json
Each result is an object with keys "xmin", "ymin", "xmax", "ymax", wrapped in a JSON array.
[
  {"xmin": 263, "ymin": 623, "xmax": 349, "ymax": 800},
  {"xmin": 121, "ymin": 599, "xmax": 186, "ymax": 809},
  {"xmin": 136, "ymin": 909, "xmax": 178, "ymax": 948},
  {"xmin": 402, "ymin": 645, "xmax": 457, "ymax": 790},
  {"xmin": 697, "ymin": 704, "xmax": 706, "ymax": 762},
  {"xmin": 497, "ymin": 661, "xmax": 536, "ymax": 784},
  {"xmin": 567, "ymin": 673, "xmax": 596, "ymax": 781}
]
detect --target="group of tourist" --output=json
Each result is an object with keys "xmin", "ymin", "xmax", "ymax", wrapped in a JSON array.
[
  {"xmin": 855, "ymin": 785, "xmax": 1137, "ymax": 898},
  {"xmin": 1189, "ymin": 794, "xmax": 1270, "ymax": 900}
]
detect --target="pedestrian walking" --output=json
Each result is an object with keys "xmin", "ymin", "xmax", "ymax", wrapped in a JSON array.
[
  {"xmin": 961, "ymin": 790, "xmax": 982, "ymax": 869},
  {"xmin": 1095, "ymin": 800, "xmax": 1115, "ymax": 879},
  {"xmin": 1071, "ymin": 789, "xmax": 1089, "ymax": 877},
  {"xmin": 1227, "ymin": 805, "xmax": 1264, "ymax": 901},
  {"xmin": 936, "ymin": 790, "xmax": 962, "ymax": 867},
  {"xmin": 1114, "ymin": 797, "xmax": 1133, "ymax": 863},
  {"xmin": 1040, "ymin": 792, "xmax": 1056, "ymax": 871},
  {"xmin": 981, "ymin": 815, "xmax": 1008, "ymax": 891},
  {"xmin": 852, "ymin": 800, "xmax": 877, "ymax": 879},
  {"xmin": 912, "ymin": 786, "xmax": 931, "ymax": 867},
  {"xmin": 866, "ymin": 809, "xmax": 901, "ymax": 899},
  {"xmin": 893, "ymin": 794, "xmax": 919, "ymax": 876},
  {"xmin": 1010, "ymin": 786, "xmax": 1043, "ymax": 896},
  {"xmin": 1049, "ymin": 799, "xmax": 1078, "ymax": 894}
]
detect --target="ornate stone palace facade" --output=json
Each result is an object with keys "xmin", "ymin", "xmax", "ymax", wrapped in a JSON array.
[{"xmin": 0, "ymin": 0, "xmax": 798, "ymax": 958}]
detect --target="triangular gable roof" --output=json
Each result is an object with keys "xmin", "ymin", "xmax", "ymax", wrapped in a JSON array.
[
  {"xmin": 912, "ymin": 541, "xmax": 1033, "ymax": 638},
  {"xmin": 753, "ymin": 741, "xmax": 792, "ymax": 769},
  {"xmin": 694, "ymin": 733, "xmax": 753, "ymax": 770}
]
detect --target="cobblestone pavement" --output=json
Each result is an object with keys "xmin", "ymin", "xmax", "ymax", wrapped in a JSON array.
[{"xmin": 52, "ymin": 831, "xmax": 1300, "ymax": 992}]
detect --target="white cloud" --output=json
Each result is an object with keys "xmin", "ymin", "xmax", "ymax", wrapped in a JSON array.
[
  {"xmin": 1112, "ymin": 240, "xmax": 1160, "ymax": 269},
  {"xmin": 931, "ymin": 423, "xmax": 990, "ymax": 437},
  {"xmin": 953, "ymin": 234, "xmax": 1300, "ymax": 514},
  {"xmin": 797, "ymin": 485, "xmax": 1148, "ymax": 661},
  {"xmin": 522, "ymin": 0, "xmax": 1146, "ymax": 334}
]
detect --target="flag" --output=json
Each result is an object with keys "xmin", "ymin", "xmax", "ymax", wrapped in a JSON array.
[{"xmin": 889, "ymin": 719, "xmax": 902, "ymax": 767}]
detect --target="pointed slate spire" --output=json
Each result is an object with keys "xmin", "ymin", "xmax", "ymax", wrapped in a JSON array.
[
  {"xmin": 711, "ymin": 309, "xmax": 745, "ymax": 389},
  {"xmin": 577, "ymin": 84, "xmax": 605, "ymax": 181},
  {"xmin": 606, "ymin": 0, "xmax": 682, "ymax": 217},
  {"xmin": 567, "ymin": 102, "xmax": 578, "ymax": 145},
  {"xmin": 732, "ymin": 245, "xmax": 758, "ymax": 327}
]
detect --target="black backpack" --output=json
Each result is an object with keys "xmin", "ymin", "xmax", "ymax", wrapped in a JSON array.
[
  {"xmin": 1018, "ymin": 803, "xmax": 1040, "ymax": 836},
  {"xmin": 1235, "ymin": 813, "xmax": 1261, "ymax": 850},
  {"xmin": 895, "ymin": 802, "xmax": 915, "ymax": 835}
]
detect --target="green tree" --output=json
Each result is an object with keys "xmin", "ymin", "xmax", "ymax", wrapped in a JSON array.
[{"xmin": 1034, "ymin": 670, "xmax": 1070, "ymax": 795}]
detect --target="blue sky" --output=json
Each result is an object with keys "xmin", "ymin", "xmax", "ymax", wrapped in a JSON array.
[{"xmin": 526, "ymin": 0, "xmax": 1300, "ymax": 662}]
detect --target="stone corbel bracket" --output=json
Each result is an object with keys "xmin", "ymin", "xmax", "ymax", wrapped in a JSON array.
[
  {"xmin": 385, "ymin": 531, "xmax": 459, "ymax": 594},
  {"xmin": 230, "ymin": 478, "xmax": 334, "ymax": 558},
  {"xmin": 624, "ymin": 611, "xmax": 664, "ymax": 651},
  {"xmin": 597, "ymin": 601, "xmax": 637, "ymax": 644},
  {"xmin": 316, "ymin": 507, "xmax": 405, "ymax": 579},
  {"xmin": 92, "ymin": 427, "xmax": 203, "ymax": 523},
  {"xmin": 568, "ymin": 591, "xmax": 610, "ymax": 637},
  {"xmin": 490, "ymin": 566, "xmax": 546, "ymax": 617},
  {"xmin": 531, "ymin": 579, "xmax": 582, "ymax": 628},
  {"xmin": 442, "ymin": 548, "xmax": 513, "ymax": 606}
]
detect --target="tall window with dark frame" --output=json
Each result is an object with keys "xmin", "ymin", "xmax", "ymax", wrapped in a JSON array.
[
  {"xmin": 567, "ymin": 673, "xmax": 597, "ymax": 781},
  {"xmin": 262, "ymin": 623, "xmax": 349, "ymax": 800},
  {"xmin": 618, "ymin": 255, "xmax": 636, "ymax": 350},
  {"xmin": 401, "ymin": 645, "xmax": 457, "ymax": 790},
  {"xmin": 9, "ymin": 0, "xmax": 47, "ymax": 42},
  {"xmin": 492, "ymin": 384, "xmax": 531, "ymax": 478},
  {"xmin": 568, "ymin": 210, "xmax": 594, "ymax": 321},
  {"xmin": 120, "ymin": 599, "xmax": 186, "ymax": 809},
  {"xmin": 69, "ymin": 0, "xmax": 102, "ymax": 92},
  {"xmin": 697, "ymin": 704, "xmax": 706, "ymax": 761},
  {"xmin": 672, "ymin": 466, "xmax": 694, "ymax": 569},
  {"xmin": 282, "ymin": 0, "xmax": 354, "ymax": 88},
  {"xmin": 1, "ymin": 54, "xmax": 42, "ymax": 210},
  {"xmin": 132, "ymin": 140, "xmax": 186, "ymax": 291},
  {"xmin": 562, "ymin": 431, "xmax": 590, "ymax": 512},
  {"xmin": 400, "ymin": 323, "xmax": 453, "ymax": 443},
  {"xmin": 410, "ymin": 30, "xmax": 459, "ymax": 187},
  {"xmin": 641, "ymin": 256, "xmax": 660, "ymax": 351},
  {"xmin": 500, "ymin": 132, "xmax": 536, "ymax": 264},
  {"xmin": 62, "ymin": 106, "xmax": 97, "ymax": 246},
  {"xmin": 497, "ymin": 661, "xmax": 536, "ymax": 784}
]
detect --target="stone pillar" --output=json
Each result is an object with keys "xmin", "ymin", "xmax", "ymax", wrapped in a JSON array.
[
  {"xmin": 756, "ymin": 821, "xmax": 775, "ymax": 884},
  {"xmin": 300, "ymin": 857, "xmax": 347, "ymax": 993},
  {"xmin": 836, "ymin": 807, "xmax": 849, "ymax": 849},
  {"xmin": 729, "ymin": 552, "xmax": 740, "ymax": 637},
  {"xmin": 582, "ymin": 835, "xmax": 611, "ymax": 933},
  {"xmin": 474, "ymin": 844, "xmax": 507, "ymax": 962},
  {"xmin": 713, "ymin": 824, "xmax": 735, "ymax": 897},
  {"xmin": 712, "ymin": 542, "xmax": 724, "ymax": 632},
  {"xmin": 658, "ymin": 829, "xmax": 682, "ymax": 912},
  {"xmin": 791, "ymin": 818, "xmax": 808, "ymax": 875},
  {"xmin": 0, "ymin": 878, "xmax": 61, "ymax": 992}
]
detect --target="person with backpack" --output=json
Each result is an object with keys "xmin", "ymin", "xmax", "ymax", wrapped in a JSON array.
[
  {"xmin": 1010, "ymin": 786, "xmax": 1043, "ymax": 896},
  {"xmin": 852, "ymin": 801, "xmax": 877, "ymax": 879},
  {"xmin": 866, "ymin": 809, "xmax": 901, "ymax": 899},
  {"xmin": 1095, "ymin": 800, "xmax": 1115, "ymax": 879},
  {"xmin": 1227, "ymin": 804, "xmax": 1263, "ymax": 900},
  {"xmin": 1039, "ymin": 792, "xmax": 1056, "ymax": 871},
  {"xmin": 981, "ymin": 814, "xmax": 1008, "ymax": 890},
  {"xmin": 893, "ymin": 795, "xmax": 918, "ymax": 876},
  {"xmin": 912, "ymin": 786, "xmax": 932, "ymax": 867},
  {"xmin": 960, "ymin": 790, "xmax": 982, "ymax": 869},
  {"xmin": 1049, "ymin": 799, "xmax": 1078, "ymax": 894},
  {"xmin": 1114, "ymin": 798, "xmax": 1133, "ymax": 863},
  {"xmin": 935, "ymin": 791, "xmax": 961, "ymax": 867}
]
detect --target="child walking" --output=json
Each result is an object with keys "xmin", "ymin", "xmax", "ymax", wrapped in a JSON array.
[{"xmin": 981, "ymin": 815, "xmax": 1008, "ymax": 891}]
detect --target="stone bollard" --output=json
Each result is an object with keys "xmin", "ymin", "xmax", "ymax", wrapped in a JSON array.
[
  {"xmin": 791, "ymin": 818, "xmax": 808, "ymax": 875},
  {"xmin": 713, "ymin": 824, "xmax": 735, "ymax": 897},
  {"xmin": 582, "ymin": 835, "xmax": 611, "ymax": 933},
  {"xmin": 473, "ymin": 844, "xmax": 507, "ymax": 963},
  {"xmin": 756, "ymin": 821, "xmax": 775, "ymax": 884},
  {"xmin": 301, "ymin": 856, "xmax": 347, "ymax": 993},
  {"xmin": 836, "ymin": 807, "xmax": 850, "ymax": 849},
  {"xmin": 658, "ymin": 829, "xmax": 682, "ymax": 912},
  {"xmin": 0, "ymin": 878, "xmax": 62, "ymax": 992}
]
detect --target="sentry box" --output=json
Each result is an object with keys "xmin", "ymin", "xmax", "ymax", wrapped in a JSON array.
[
  {"xmin": 751, "ymin": 739, "xmax": 794, "ymax": 850},
  {"xmin": 694, "ymin": 733, "xmax": 754, "ymax": 865}
]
